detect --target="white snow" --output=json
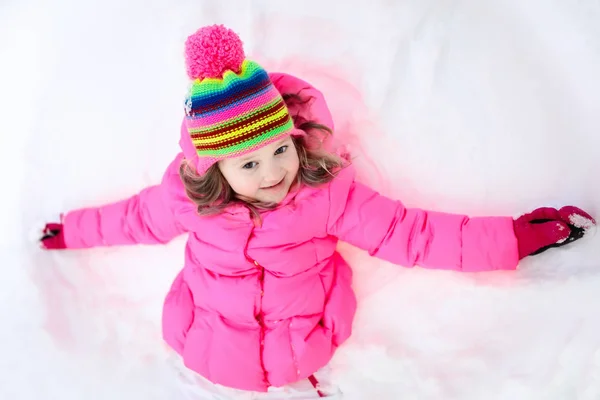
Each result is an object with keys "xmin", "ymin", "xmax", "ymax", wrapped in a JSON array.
[
  {"xmin": 569, "ymin": 213, "xmax": 596, "ymax": 231},
  {"xmin": 2, "ymin": 0, "xmax": 600, "ymax": 399}
]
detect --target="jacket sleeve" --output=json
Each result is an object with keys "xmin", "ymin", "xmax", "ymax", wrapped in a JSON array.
[
  {"xmin": 326, "ymin": 169, "xmax": 519, "ymax": 272},
  {"xmin": 63, "ymin": 154, "xmax": 190, "ymax": 248}
]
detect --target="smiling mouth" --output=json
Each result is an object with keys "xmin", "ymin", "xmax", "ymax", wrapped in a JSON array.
[{"xmin": 262, "ymin": 177, "xmax": 285, "ymax": 190}]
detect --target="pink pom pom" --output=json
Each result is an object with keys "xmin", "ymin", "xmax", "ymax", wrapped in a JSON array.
[{"xmin": 185, "ymin": 24, "xmax": 245, "ymax": 80}]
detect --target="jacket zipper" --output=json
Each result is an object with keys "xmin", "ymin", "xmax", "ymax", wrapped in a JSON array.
[
  {"xmin": 244, "ymin": 230, "xmax": 271, "ymax": 387},
  {"xmin": 245, "ymin": 230, "xmax": 320, "ymax": 396},
  {"xmin": 248, "ymin": 256, "xmax": 304, "ymax": 386}
]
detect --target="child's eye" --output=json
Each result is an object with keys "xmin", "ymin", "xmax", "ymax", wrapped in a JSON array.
[
  {"xmin": 242, "ymin": 161, "xmax": 257, "ymax": 169},
  {"xmin": 275, "ymin": 145, "xmax": 288, "ymax": 155}
]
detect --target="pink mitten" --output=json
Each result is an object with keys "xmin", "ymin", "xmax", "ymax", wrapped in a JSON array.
[
  {"xmin": 40, "ymin": 223, "xmax": 66, "ymax": 250},
  {"xmin": 514, "ymin": 206, "xmax": 595, "ymax": 259}
]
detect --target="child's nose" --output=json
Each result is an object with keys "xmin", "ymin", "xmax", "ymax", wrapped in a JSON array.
[{"xmin": 265, "ymin": 164, "xmax": 283, "ymax": 182}]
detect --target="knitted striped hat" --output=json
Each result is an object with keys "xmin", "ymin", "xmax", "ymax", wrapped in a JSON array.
[{"xmin": 180, "ymin": 25, "xmax": 301, "ymax": 175}]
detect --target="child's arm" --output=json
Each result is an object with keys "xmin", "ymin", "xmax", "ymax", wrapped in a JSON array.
[
  {"xmin": 327, "ymin": 168, "xmax": 594, "ymax": 272},
  {"xmin": 44, "ymin": 153, "xmax": 191, "ymax": 249}
]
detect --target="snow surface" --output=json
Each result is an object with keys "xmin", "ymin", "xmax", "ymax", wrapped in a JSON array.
[{"xmin": 2, "ymin": 0, "xmax": 600, "ymax": 398}]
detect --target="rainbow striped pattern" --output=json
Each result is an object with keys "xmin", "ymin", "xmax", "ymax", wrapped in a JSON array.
[{"xmin": 184, "ymin": 59, "xmax": 294, "ymax": 166}]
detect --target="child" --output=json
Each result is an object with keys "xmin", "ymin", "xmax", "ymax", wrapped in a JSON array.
[{"xmin": 40, "ymin": 25, "xmax": 595, "ymax": 396}]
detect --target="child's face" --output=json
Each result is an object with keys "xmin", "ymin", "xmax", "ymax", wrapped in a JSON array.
[{"xmin": 218, "ymin": 136, "xmax": 300, "ymax": 204}]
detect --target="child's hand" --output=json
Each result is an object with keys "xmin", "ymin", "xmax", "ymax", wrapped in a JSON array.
[
  {"xmin": 514, "ymin": 206, "xmax": 596, "ymax": 259},
  {"xmin": 40, "ymin": 223, "xmax": 67, "ymax": 250}
]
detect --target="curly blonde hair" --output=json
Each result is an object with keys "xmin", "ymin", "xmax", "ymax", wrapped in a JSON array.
[{"xmin": 179, "ymin": 93, "xmax": 348, "ymax": 218}]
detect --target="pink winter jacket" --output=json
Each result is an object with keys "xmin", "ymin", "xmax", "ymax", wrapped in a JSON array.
[
  {"xmin": 61, "ymin": 74, "xmax": 519, "ymax": 392},
  {"xmin": 62, "ymin": 156, "xmax": 519, "ymax": 391}
]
